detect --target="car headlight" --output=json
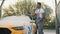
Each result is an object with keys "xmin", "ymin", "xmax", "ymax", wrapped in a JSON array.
[{"xmin": 12, "ymin": 26, "xmax": 24, "ymax": 30}]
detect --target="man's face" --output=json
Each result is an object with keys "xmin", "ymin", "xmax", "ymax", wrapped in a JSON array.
[{"xmin": 37, "ymin": 4, "xmax": 41, "ymax": 9}]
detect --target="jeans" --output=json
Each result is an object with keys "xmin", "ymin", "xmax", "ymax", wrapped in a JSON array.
[{"xmin": 36, "ymin": 19, "xmax": 44, "ymax": 34}]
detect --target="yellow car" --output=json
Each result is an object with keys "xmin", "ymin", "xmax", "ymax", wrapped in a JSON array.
[{"xmin": 0, "ymin": 15, "xmax": 36, "ymax": 34}]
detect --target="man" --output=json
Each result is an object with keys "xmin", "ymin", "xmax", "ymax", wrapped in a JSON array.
[{"xmin": 32, "ymin": 2, "xmax": 45, "ymax": 34}]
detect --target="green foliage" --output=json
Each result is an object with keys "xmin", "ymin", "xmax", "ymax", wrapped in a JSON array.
[{"xmin": 3, "ymin": 0, "xmax": 36, "ymax": 17}]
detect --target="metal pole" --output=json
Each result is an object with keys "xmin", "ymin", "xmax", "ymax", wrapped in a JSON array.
[
  {"xmin": 55, "ymin": 0, "xmax": 59, "ymax": 34},
  {"xmin": 0, "ymin": 0, "xmax": 5, "ymax": 19}
]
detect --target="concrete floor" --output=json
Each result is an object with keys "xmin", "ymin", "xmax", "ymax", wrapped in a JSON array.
[{"xmin": 44, "ymin": 29, "xmax": 56, "ymax": 34}]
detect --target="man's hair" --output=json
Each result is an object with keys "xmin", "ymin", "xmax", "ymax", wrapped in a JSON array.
[{"xmin": 37, "ymin": 2, "xmax": 41, "ymax": 6}]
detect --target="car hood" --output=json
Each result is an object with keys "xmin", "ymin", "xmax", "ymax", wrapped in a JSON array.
[{"xmin": 0, "ymin": 15, "xmax": 31, "ymax": 27}]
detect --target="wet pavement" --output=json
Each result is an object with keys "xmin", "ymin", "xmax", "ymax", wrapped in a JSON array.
[{"xmin": 44, "ymin": 29, "xmax": 56, "ymax": 34}]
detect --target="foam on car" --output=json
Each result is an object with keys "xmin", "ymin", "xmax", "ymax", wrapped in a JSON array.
[{"xmin": 0, "ymin": 15, "xmax": 31, "ymax": 26}]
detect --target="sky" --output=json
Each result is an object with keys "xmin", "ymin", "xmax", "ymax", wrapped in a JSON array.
[
  {"xmin": 0, "ymin": 0, "xmax": 18, "ymax": 8},
  {"xmin": 57, "ymin": 0, "xmax": 60, "ymax": 4}
]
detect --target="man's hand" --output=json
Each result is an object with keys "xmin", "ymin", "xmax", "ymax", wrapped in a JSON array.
[{"xmin": 31, "ymin": 12, "xmax": 36, "ymax": 16}]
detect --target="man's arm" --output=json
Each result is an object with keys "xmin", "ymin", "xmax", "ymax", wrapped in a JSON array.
[{"xmin": 41, "ymin": 13, "xmax": 45, "ymax": 19}]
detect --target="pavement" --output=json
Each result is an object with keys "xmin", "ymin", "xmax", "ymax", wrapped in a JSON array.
[{"xmin": 43, "ymin": 29, "xmax": 56, "ymax": 34}]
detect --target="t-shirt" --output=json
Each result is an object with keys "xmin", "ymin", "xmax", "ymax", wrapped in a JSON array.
[{"xmin": 35, "ymin": 8, "xmax": 45, "ymax": 18}]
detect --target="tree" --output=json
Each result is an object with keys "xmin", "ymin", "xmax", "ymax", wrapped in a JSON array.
[
  {"xmin": 41, "ymin": 3, "xmax": 55, "ymax": 29},
  {"xmin": 3, "ymin": 0, "xmax": 36, "ymax": 17},
  {"xmin": 55, "ymin": 0, "xmax": 60, "ymax": 34},
  {"xmin": 0, "ymin": 0, "xmax": 5, "ymax": 18}
]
